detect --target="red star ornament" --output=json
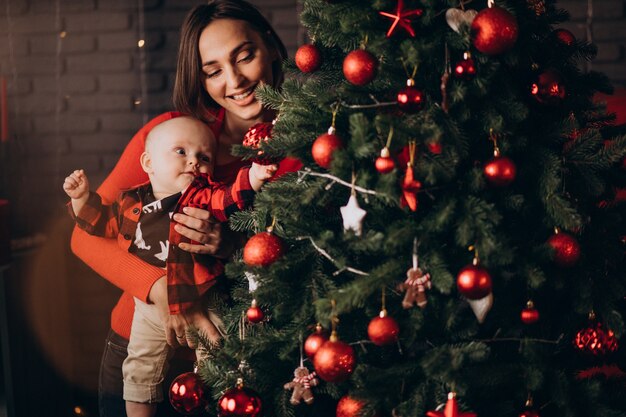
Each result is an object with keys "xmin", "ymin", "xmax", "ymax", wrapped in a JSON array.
[
  {"xmin": 427, "ymin": 392, "xmax": 477, "ymax": 417},
  {"xmin": 380, "ymin": 0, "xmax": 423, "ymax": 37},
  {"xmin": 400, "ymin": 164, "xmax": 421, "ymax": 211}
]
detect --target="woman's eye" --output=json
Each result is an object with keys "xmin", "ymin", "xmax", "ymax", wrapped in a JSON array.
[
  {"xmin": 205, "ymin": 69, "xmax": 221, "ymax": 79},
  {"xmin": 238, "ymin": 52, "xmax": 254, "ymax": 63}
]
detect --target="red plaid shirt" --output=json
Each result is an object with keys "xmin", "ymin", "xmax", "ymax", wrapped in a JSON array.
[{"xmin": 69, "ymin": 167, "xmax": 255, "ymax": 314}]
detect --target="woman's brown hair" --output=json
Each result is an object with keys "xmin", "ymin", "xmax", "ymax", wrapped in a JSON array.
[{"xmin": 173, "ymin": 0, "xmax": 288, "ymax": 123}]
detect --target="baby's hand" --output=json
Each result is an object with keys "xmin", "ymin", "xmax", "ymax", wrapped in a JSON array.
[
  {"xmin": 250, "ymin": 162, "xmax": 278, "ymax": 182},
  {"xmin": 63, "ymin": 169, "xmax": 90, "ymax": 199}
]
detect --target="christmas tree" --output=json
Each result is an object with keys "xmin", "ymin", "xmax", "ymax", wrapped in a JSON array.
[{"xmin": 188, "ymin": 0, "xmax": 626, "ymax": 416}]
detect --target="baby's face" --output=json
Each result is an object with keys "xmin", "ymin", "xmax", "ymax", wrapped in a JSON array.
[{"xmin": 143, "ymin": 117, "xmax": 216, "ymax": 196}]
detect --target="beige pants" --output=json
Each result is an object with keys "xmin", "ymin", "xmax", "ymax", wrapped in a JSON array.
[{"xmin": 122, "ymin": 297, "xmax": 224, "ymax": 403}]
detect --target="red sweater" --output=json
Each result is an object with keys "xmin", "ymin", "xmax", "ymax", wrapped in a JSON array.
[{"xmin": 70, "ymin": 110, "xmax": 302, "ymax": 339}]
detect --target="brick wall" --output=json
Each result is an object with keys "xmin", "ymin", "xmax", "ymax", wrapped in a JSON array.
[{"xmin": 0, "ymin": 0, "xmax": 623, "ymax": 411}]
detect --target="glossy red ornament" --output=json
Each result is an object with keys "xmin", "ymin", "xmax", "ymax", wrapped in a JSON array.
[
  {"xmin": 521, "ymin": 300, "xmax": 540, "ymax": 324},
  {"xmin": 312, "ymin": 128, "xmax": 343, "ymax": 169},
  {"xmin": 454, "ymin": 52, "xmax": 477, "ymax": 80},
  {"xmin": 217, "ymin": 383, "xmax": 262, "ymax": 417},
  {"xmin": 169, "ymin": 372, "xmax": 209, "ymax": 415},
  {"xmin": 242, "ymin": 122, "xmax": 276, "ymax": 164},
  {"xmin": 379, "ymin": 0, "xmax": 423, "ymax": 37},
  {"xmin": 343, "ymin": 49, "xmax": 377, "ymax": 86},
  {"xmin": 547, "ymin": 231, "xmax": 580, "ymax": 267},
  {"xmin": 426, "ymin": 392, "xmax": 477, "ymax": 417},
  {"xmin": 312, "ymin": 335, "xmax": 356, "ymax": 382},
  {"xmin": 483, "ymin": 155, "xmax": 516, "ymax": 186},
  {"xmin": 456, "ymin": 263, "xmax": 492, "ymax": 300},
  {"xmin": 336, "ymin": 396, "xmax": 373, "ymax": 417},
  {"xmin": 243, "ymin": 229, "xmax": 284, "ymax": 267},
  {"xmin": 246, "ymin": 299, "xmax": 264, "ymax": 323},
  {"xmin": 367, "ymin": 311, "xmax": 400, "ymax": 346},
  {"xmin": 375, "ymin": 147, "xmax": 395, "ymax": 173},
  {"xmin": 574, "ymin": 314, "xmax": 619, "ymax": 356},
  {"xmin": 471, "ymin": 6, "xmax": 518, "ymax": 55},
  {"xmin": 530, "ymin": 69, "xmax": 566, "ymax": 105},
  {"xmin": 295, "ymin": 44, "xmax": 322, "ymax": 73},
  {"xmin": 304, "ymin": 324, "xmax": 330, "ymax": 359},
  {"xmin": 553, "ymin": 28, "xmax": 575, "ymax": 46},
  {"xmin": 397, "ymin": 78, "xmax": 425, "ymax": 113}
]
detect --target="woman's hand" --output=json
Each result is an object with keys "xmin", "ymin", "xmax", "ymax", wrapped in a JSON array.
[{"xmin": 173, "ymin": 206, "xmax": 241, "ymax": 258}]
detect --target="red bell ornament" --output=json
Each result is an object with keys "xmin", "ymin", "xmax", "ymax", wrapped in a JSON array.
[
  {"xmin": 246, "ymin": 299, "xmax": 265, "ymax": 323},
  {"xmin": 242, "ymin": 122, "xmax": 276, "ymax": 164},
  {"xmin": 530, "ymin": 68, "xmax": 566, "ymax": 105},
  {"xmin": 367, "ymin": 310, "xmax": 400, "ymax": 346},
  {"xmin": 520, "ymin": 300, "xmax": 540, "ymax": 324},
  {"xmin": 217, "ymin": 379, "xmax": 262, "ymax": 417},
  {"xmin": 547, "ymin": 230, "xmax": 580, "ymax": 267},
  {"xmin": 483, "ymin": 153, "xmax": 516, "ymax": 186},
  {"xmin": 397, "ymin": 78, "xmax": 425, "ymax": 113},
  {"xmin": 312, "ymin": 126, "xmax": 343, "ymax": 169},
  {"xmin": 304, "ymin": 324, "xmax": 330, "ymax": 359},
  {"xmin": 169, "ymin": 372, "xmax": 209, "ymax": 415},
  {"xmin": 471, "ymin": 6, "xmax": 519, "ymax": 55},
  {"xmin": 312, "ymin": 332, "xmax": 356, "ymax": 382},
  {"xmin": 553, "ymin": 28, "xmax": 576, "ymax": 46},
  {"xmin": 343, "ymin": 49, "xmax": 378, "ymax": 86},
  {"xmin": 243, "ymin": 227, "xmax": 284, "ymax": 267},
  {"xmin": 295, "ymin": 44, "xmax": 322, "ymax": 73},
  {"xmin": 457, "ymin": 262, "xmax": 492, "ymax": 300},
  {"xmin": 454, "ymin": 52, "xmax": 477, "ymax": 80},
  {"xmin": 375, "ymin": 147, "xmax": 395, "ymax": 173}
]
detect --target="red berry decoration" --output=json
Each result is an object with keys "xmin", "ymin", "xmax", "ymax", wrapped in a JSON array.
[
  {"xmin": 169, "ymin": 372, "xmax": 209, "ymax": 415},
  {"xmin": 471, "ymin": 6, "xmax": 519, "ymax": 55},
  {"xmin": 375, "ymin": 147, "xmax": 395, "ymax": 173},
  {"xmin": 246, "ymin": 299, "xmax": 265, "ymax": 323},
  {"xmin": 454, "ymin": 52, "xmax": 477, "ymax": 80},
  {"xmin": 573, "ymin": 312, "xmax": 619, "ymax": 356},
  {"xmin": 553, "ymin": 28, "xmax": 576, "ymax": 46},
  {"xmin": 312, "ymin": 332, "xmax": 356, "ymax": 382},
  {"xmin": 530, "ymin": 68, "xmax": 566, "ymax": 105},
  {"xmin": 457, "ymin": 262, "xmax": 492, "ymax": 300},
  {"xmin": 242, "ymin": 122, "xmax": 276, "ymax": 164},
  {"xmin": 483, "ymin": 155, "xmax": 516, "ymax": 186},
  {"xmin": 243, "ymin": 227, "xmax": 284, "ymax": 267},
  {"xmin": 304, "ymin": 324, "xmax": 330, "ymax": 359},
  {"xmin": 397, "ymin": 78, "xmax": 425, "ymax": 113},
  {"xmin": 367, "ymin": 310, "xmax": 400, "ymax": 346},
  {"xmin": 217, "ymin": 379, "xmax": 262, "ymax": 417},
  {"xmin": 312, "ymin": 127, "xmax": 343, "ymax": 169},
  {"xmin": 521, "ymin": 300, "xmax": 540, "ymax": 324},
  {"xmin": 295, "ymin": 44, "xmax": 322, "ymax": 73},
  {"xmin": 343, "ymin": 49, "xmax": 378, "ymax": 86},
  {"xmin": 547, "ymin": 230, "xmax": 580, "ymax": 267}
]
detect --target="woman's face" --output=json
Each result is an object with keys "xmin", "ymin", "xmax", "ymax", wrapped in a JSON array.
[{"xmin": 198, "ymin": 18, "xmax": 276, "ymax": 123}]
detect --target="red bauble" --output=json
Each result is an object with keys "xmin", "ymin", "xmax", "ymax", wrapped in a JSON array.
[
  {"xmin": 574, "ymin": 319, "xmax": 619, "ymax": 356},
  {"xmin": 454, "ymin": 53, "xmax": 477, "ymax": 80},
  {"xmin": 243, "ymin": 230, "xmax": 284, "ymax": 267},
  {"xmin": 530, "ymin": 69, "xmax": 566, "ymax": 105},
  {"xmin": 336, "ymin": 396, "xmax": 368, "ymax": 417},
  {"xmin": 397, "ymin": 78, "xmax": 425, "ymax": 113},
  {"xmin": 246, "ymin": 300, "xmax": 265, "ymax": 323},
  {"xmin": 242, "ymin": 122, "xmax": 276, "ymax": 164},
  {"xmin": 343, "ymin": 49, "xmax": 377, "ymax": 86},
  {"xmin": 471, "ymin": 6, "xmax": 518, "ymax": 55},
  {"xmin": 217, "ymin": 385, "xmax": 262, "ymax": 417},
  {"xmin": 553, "ymin": 28, "xmax": 576, "ymax": 46},
  {"xmin": 483, "ymin": 155, "xmax": 516, "ymax": 186},
  {"xmin": 304, "ymin": 325, "xmax": 330, "ymax": 359},
  {"xmin": 456, "ymin": 264, "xmax": 492, "ymax": 300},
  {"xmin": 312, "ymin": 338, "xmax": 356, "ymax": 382},
  {"xmin": 312, "ymin": 130, "xmax": 343, "ymax": 169},
  {"xmin": 547, "ymin": 231, "xmax": 580, "ymax": 267},
  {"xmin": 295, "ymin": 44, "xmax": 322, "ymax": 73},
  {"xmin": 521, "ymin": 300, "xmax": 540, "ymax": 324},
  {"xmin": 169, "ymin": 372, "xmax": 209, "ymax": 416},
  {"xmin": 367, "ymin": 313, "xmax": 400, "ymax": 346},
  {"xmin": 375, "ymin": 147, "xmax": 395, "ymax": 173}
]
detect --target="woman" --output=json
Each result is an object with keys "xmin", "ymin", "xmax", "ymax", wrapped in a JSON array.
[{"xmin": 70, "ymin": 1, "xmax": 295, "ymax": 416}]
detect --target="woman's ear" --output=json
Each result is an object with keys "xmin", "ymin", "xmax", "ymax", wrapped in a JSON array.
[{"xmin": 140, "ymin": 151, "xmax": 152, "ymax": 174}]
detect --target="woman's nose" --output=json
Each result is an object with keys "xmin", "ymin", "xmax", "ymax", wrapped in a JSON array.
[{"xmin": 225, "ymin": 66, "xmax": 244, "ymax": 88}]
